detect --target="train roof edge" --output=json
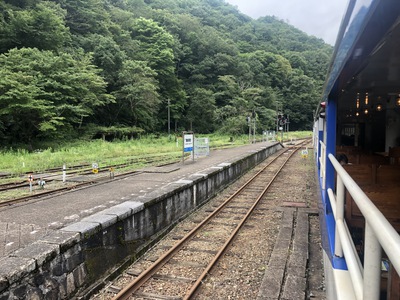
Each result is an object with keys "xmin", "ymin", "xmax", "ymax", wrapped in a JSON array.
[{"xmin": 316, "ymin": 0, "xmax": 400, "ymax": 118}]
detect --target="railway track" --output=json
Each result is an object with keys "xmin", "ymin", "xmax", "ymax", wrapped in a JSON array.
[
  {"xmin": 0, "ymin": 154, "xmax": 181, "ymax": 207},
  {"xmin": 103, "ymin": 142, "xmax": 308, "ymax": 300}
]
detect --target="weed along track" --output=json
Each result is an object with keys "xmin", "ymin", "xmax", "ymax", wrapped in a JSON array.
[{"xmin": 95, "ymin": 141, "xmax": 311, "ymax": 300}]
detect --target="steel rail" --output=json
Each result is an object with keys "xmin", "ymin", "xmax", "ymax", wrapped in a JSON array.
[
  {"xmin": 112, "ymin": 141, "xmax": 307, "ymax": 300},
  {"xmin": 0, "ymin": 155, "xmax": 179, "ymax": 190},
  {"xmin": 0, "ymin": 157, "xmax": 181, "ymax": 207},
  {"xmin": 185, "ymin": 143, "xmax": 302, "ymax": 299},
  {"xmin": 0, "ymin": 170, "xmax": 143, "ymax": 208}
]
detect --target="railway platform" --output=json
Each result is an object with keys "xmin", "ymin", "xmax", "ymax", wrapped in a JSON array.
[
  {"xmin": 0, "ymin": 139, "xmax": 324, "ymax": 299},
  {"xmin": 0, "ymin": 142, "xmax": 276, "ymax": 257}
]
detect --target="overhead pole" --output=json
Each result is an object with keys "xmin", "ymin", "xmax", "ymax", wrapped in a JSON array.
[
  {"xmin": 167, "ymin": 99, "xmax": 171, "ymax": 140},
  {"xmin": 253, "ymin": 111, "xmax": 256, "ymax": 144},
  {"xmin": 247, "ymin": 116, "xmax": 251, "ymax": 144},
  {"xmin": 276, "ymin": 103, "xmax": 283, "ymax": 143}
]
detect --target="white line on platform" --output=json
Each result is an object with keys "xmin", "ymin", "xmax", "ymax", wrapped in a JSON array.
[{"xmin": 64, "ymin": 214, "xmax": 79, "ymax": 220}]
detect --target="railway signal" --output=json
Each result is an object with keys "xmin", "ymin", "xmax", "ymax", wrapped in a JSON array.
[
  {"xmin": 28, "ymin": 174, "xmax": 34, "ymax": 192},
  {"xmin": 277, "ymin": 113, "xmax": 288, "ymax": 142}
]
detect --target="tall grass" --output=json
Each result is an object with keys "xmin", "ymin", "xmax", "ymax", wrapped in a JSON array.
[{"xmin": 0, "ymin": 132, "xmax": 311, "ymax": 174}]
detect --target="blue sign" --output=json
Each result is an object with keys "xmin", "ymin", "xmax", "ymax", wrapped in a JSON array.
[{"xmin": 184, "ymin": 134, "xmax": 194, "ymax": 152}]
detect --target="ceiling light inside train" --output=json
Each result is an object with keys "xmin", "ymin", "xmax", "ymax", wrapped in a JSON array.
[{"xmin": 356, "ymin": 93, "xmax": 360, "ymax": 109}]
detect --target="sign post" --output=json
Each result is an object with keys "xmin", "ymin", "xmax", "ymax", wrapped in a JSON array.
[
  {"xmin": 28, "ymin": 174, "xmax": 34, "ymax": 192},
  {"xmin": 301, "ymin": 147, "xmax": 309, "ymax": 158},
  {"xmin": 182, "ymin": 131, "xmax": 194, "ymax": 163},
  {"xmin": 92, "ymin": 163, "xmax": 99, "ymax": 174}
]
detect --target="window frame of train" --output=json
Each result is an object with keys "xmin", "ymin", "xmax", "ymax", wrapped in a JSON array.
[{"xmin": 182, "ymin": 131, "xmax": 194, "ymax": 163}]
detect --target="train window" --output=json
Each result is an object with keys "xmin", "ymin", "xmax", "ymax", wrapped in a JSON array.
[
  {"xmin": 340, "ymin": 124, "xmax": 356, "ymax": 146},
  {"xmin": 342, "ymin": 124, "xmax": 355, "ymax": 137}
]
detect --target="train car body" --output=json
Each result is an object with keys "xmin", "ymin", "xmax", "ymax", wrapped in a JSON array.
[{"xmin": 314, "ymin": 1, "xmax": 400, "ymax": 299}]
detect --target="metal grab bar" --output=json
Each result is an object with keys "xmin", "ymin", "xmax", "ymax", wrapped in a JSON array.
[
  {"xmin": 327, "ymin": 153, "xmax": 400, "ymax": 300},
  {"xmin": 319, "ymin": 141, "xmax": 326, "ymax": 189}
]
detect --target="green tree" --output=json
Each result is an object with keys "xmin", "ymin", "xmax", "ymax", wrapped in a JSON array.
[
  {"xmin": 0, "ymin": 48, "xmax": 112, "ymax": 144},
  {"xmin": 129, "ymin": 17, "xmax": 175, "ymax": 78},
  {"xmin": 112, "ymin": 60, "xmax": 160, "ymax": 131},
  {"xmin": 128, "ymin": 17, "xmax": 186, "ymax": 130},
  {"xmin": 243, "ymin": 51, "xmax": 292, "ymax": 88},
  {"xmin": 0, "ymin": 2, "xmax": 70, "ymax": 53},
  {"xmin": 281, "ymin": 70, "xmax": 318, "ymax": 130},
  {"xmin": 54, "ymin": 0, "xmax": 111, "ymax": 35},
  {"xmin": 186, "ymin": 88, "xmax": 216, "ymax": 133},
  {"xmin": 86, "ymin": 34, "xmax": 127, "ymax": 87},
  {"xmin": 0, "ymin": 0, "xmax": 332, "ymax": 146},
  {"xmin": 3, "ymin": 0, "xmax": 39, "ymax": 8}
]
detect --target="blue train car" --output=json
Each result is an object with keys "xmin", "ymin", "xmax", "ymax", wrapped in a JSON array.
[{"xmin": 314, "ymin": 1, "xmax": 400, "ymax": 299}]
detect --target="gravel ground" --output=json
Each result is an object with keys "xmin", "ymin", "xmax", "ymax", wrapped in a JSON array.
[{"xmin": 90, "ymin": 147, "xmax": 325, "ymax": 300}]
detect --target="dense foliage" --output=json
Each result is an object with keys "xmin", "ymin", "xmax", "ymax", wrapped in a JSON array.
[{"xmin": 0, "ymin": 0, "xmax": 332, "ymax": 148}]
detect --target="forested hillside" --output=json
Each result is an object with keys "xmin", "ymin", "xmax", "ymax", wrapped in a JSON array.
[{"xmin": 0, "ymin": 0, "xmax": 332, "ymax": 147}]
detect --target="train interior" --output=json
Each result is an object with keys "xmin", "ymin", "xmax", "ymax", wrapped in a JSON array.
[{"xmin": 330, "ymin": 9, "xmax": 400, "ymax": 299}]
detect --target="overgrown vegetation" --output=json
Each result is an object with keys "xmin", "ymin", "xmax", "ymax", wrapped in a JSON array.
[
  {"xmin": 0, "ymin": 0, "xmax": 331, "ymax": 149},
  {"xmin": 0, "ymin": 132, "xmax": 311, "ymax": 174}
]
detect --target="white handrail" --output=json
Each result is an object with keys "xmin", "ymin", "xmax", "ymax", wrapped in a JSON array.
[
  {"xmin": 319, "ymin": 141, "xmax": 326, "ymax": 189},
  {"xmin": 327, "ymin": 188, "xmax": 364, "ymax": 300},
  {"xmin": 327, "ymin": 153, "xmax": 400, "ymax": 299},
  {"xmin": 336, "ymin": 218, "xmax": 364, "ymax": 300},
  {"xmin": 327, "ymin": 188, "xmax": 363, "ymax": 271}
]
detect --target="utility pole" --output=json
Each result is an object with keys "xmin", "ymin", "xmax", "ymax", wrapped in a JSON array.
[
  {"xmin": 252, "ymin": 110, "xmax": 256, "ymax": 144},
  {"xmin": 247, "ymin": 116, "xmax": 251, "ymax": 144},
  {"xmin": 253, "ymin": 117, "xmax": 256, "ymax": 143},
  {"xmin": 286, "ymin": 114, "xmax": 290, "ymax": 141},
  {"xmin": 275, "ymin": 103, "xmax": 282, "ymax": 134},
  {"xmin": 167, "ymin": 99, "xmax": 171, "ymax": 140}
]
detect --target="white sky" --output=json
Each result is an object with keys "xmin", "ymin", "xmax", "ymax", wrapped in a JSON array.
[{"xmin": 225, "ymin": 0, "xmax": 349, "ymax": 45}]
